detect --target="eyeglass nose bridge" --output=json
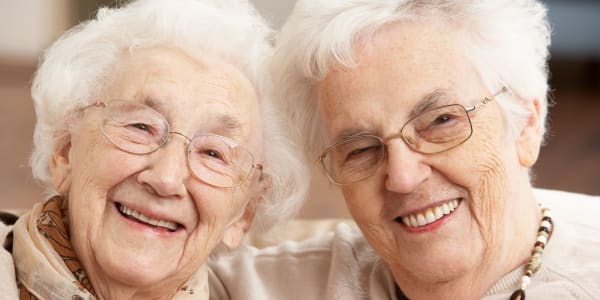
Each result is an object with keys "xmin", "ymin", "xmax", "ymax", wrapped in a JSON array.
[
  {"xmin": 401, "ymin": 134, "xmax": 416, "ymax": 148},
  {"xmin": 167, "ymin": 131, "xmax": 192, "ymax": 146},
  {"xmin": 151, "ymin": 131, "xmax": 193, "ymax": 152},
  {"xmin": 146, "ymin": 131, "xmax": 193, "ymax": 164},
  {"xmin": 382, "ymin": 128, "xmax": 419, "ymax": 154},
  {"xmin": 142, "ymin": 131, "xmax": 194, "ymax": 161}
]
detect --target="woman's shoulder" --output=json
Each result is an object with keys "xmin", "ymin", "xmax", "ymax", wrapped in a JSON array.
[
  {"xmin": 533, "ymin": 188, "xmax": 600, "ymax": 298},
  {"xmin": 0, "ymin": 220, "xmax": 19, "ymax": 299},
  {"xmin": 1, "ymin": 218, "xmax": 15, "ymax": 251},
  {"xmin": 534, "ymin": 188, "xmax": 600, "ymax": 224}
]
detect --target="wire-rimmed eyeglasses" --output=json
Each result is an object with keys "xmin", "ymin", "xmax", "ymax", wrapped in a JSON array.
[
  {"xmin": 84, "ymin": 100, "xmax": 262, "ymax": 188},
  {"xmin": 317, "ymin": 87, "xmax": 508, "ymax": 185}
]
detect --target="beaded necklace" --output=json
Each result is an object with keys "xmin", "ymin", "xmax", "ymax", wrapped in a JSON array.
[
  {"xmin": 396, "ymin": 207, "xmax": 554, "ymax": 300},
  {"xmin": 509, "ymin": 207, "xmax": 553, "ymax": 300}
]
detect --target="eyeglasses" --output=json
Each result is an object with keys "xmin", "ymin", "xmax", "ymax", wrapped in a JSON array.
[
  {"xmin": 84, "ymin": 100, "xmax": 262, "ymax": 188},
  {"xmin": 317, "ymin": 87, "xmax": 508, "ymax": 185}
]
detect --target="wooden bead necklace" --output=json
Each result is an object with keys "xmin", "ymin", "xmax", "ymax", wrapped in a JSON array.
[{"xmin": 509, "ymin": 207, "xmax": 553, "ymax": 300}]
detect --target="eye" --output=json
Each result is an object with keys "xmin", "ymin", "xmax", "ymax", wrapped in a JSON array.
[
  {"xmin": 200, "ymin": 149, "xmax": 231, "ymax": 165},
  {"xmin": 349, "ymin": 146, "xmax": 373, "ymax": 157},
  {"xmin": 345, "ymin": 145, "xmax": 380, "ymax": 162},
  {"xmin": 205, "ymin": 149, "xmax": 222, "ymax": 159},
  {"xmin": 432, "ymin": 114, "xmax": 453, "ymax": 125},
  {"xmin": 129, "ymin": 123, "xmax": 151, "ymax": 132}
]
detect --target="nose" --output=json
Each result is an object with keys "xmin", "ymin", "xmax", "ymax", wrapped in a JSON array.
[
  {"xmin": 137, "ymin": 134, "xmax": 190, "ymax": 198},
  {"xmin": 384, "ymin": 139, "xmax": 431, "ymax": 194}
]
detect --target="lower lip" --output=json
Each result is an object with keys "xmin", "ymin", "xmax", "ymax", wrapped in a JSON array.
[
  {"xmin": 400, "ymin": 200, "xmax": 461, "ymax": 233},
  {"xmin": 114, "ymin": 203, "xmax": 181, "ymax": 237}
]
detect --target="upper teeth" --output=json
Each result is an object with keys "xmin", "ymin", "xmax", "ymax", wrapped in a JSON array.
[
  {"xmin": 119, "ymin": 204, "xmax": 178, "ymax": 231},
  {"xmin": 402, "ymin": 199, "xmax": 460, "ymax": 228}
]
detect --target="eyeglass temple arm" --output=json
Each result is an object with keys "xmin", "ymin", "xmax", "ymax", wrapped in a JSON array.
[
  {"xmin": 465, "ymin": 86, "xmax": 509, "ymax": 112},
  {"xmin": 79, "ymin": 100, "xmax": 106, "ymax": 112}
]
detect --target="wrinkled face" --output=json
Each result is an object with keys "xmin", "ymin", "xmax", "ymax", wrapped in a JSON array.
[
  {"xmin": 51, "ymin": 47, "xmax": 263, "ymax": 289},
  {"xmin": 317, "ymin": 22, "xmax": 538, "ymax": 284}
]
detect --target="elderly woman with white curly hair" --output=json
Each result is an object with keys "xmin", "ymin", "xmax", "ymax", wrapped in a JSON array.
[
  {"xmin": 208, "ymin": 0, "xmax": 600, "ymax": 299},
  {"xmin": 0, "ymin": 0, "xmax": 308, "ymax": 299}
]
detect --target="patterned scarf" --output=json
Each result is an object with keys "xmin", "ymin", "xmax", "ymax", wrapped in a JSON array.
[{"xmin": 19, "ymin": 195, "xmax": 95, "ymax": 299}]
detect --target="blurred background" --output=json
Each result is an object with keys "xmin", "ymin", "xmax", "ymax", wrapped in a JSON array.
[{"xmin": 1, "ymin": 0, "xmax": 598, "ymax": 218}]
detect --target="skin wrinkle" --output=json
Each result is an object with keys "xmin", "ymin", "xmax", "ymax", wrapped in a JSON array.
[
  {"xmin": 469, "ymin": 99, "xmax": 516, "ymax": 250},
  {"xmin": 455, "ymin": 94, "xmax": 520, "ymax": 295}
]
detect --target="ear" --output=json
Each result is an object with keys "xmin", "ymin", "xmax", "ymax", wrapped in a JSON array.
[
  {"xmin": 516, "ymin": 98, "xmax": 543, "ymax": 168},
  {"xmin": 222, "ymin": 172, "xmax": 271, "ymax": 249},
  {"xmin": 50, "ymin": 137, "xmax": 73, "ymax": 194},
  {"xmin": 221, "ymin": 202, "xmax": 256, "ymax": 249}
]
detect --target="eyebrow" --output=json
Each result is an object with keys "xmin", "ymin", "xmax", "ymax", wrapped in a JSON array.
[
  {"xmin": 142, "ymin": 96, "xmax": 167, "ymax": 112},
  {"xmin": 334, "ymin": 128, "xmax": 377, "ymax": 143},
  {"xmin": 407, "ymin": 89, "xmax": 453, "ymax": 119},
  {"xmin": 216, "ymin": 114, "xmax": 243, "ymax": 131},
  {"xmin": 330, "ymin": 89, "xmax": 453, "ymax": 143}
]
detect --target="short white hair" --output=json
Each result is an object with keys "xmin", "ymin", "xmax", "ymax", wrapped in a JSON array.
[
  {"xmin": 30, "ymin": 0, "xmax": 309, "ymax": 230},
  {"xmin": 272, "ymin": 0, "xmax": 551, "ymax": 159}
]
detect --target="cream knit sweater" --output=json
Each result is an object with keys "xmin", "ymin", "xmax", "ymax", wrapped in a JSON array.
[{"xmin": 209, "ymin": 189, "xmax": 600, "ymax": 300}]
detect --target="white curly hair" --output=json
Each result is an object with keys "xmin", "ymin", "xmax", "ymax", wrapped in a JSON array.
[{"xmin": 272, "ymin": 0, "xmax": 551, "ymax": 159}]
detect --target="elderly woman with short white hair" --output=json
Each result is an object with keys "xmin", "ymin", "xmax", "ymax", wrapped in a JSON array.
[
  {"xmin": 0, "ymin": 0, "xmax": 307, "ymax": 299},
  {"xmin": 208, "ymin": 1, "xmax": 600, "ymax": 299}
]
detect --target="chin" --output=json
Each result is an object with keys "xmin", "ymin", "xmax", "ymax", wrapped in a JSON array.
[
  {"xmin": 393, "ymin": 238, "xmax": 485, "ymax": 284},
  {"xmin": 110, "ymin": 259, "xmax": 179, "ymax": 288},
  {"xmin": 93, "ymin": 243, "xmax": 184, "ymax": 287}
]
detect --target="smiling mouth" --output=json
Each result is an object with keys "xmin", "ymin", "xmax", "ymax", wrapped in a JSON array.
[
  {"xmin": 397, "ymin": 199, "xmax": 461, "ymax": 228},
  {"xmin": 116, "ymin": 203, "xmax": 181, "ymax": 232}
]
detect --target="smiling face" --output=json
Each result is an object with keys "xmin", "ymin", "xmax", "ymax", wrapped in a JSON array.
[
  {"xmin": 317, "ymin": 21, "xmax": 542, "ymax": 295},
  {"xmin": 50, "ymin": 47, "xmax": 263, "ymax": 296}
]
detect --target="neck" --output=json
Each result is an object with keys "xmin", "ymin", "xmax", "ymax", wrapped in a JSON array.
[
  {"xmin": 91, "ymin": 276, "xmax": 180, "ymax": 300},
  {"xmin": 85, "ymin": 258, "xmax": 205, "ymax": 300},
  {"xmin": 394, "ymin": 188, "xmax": 542, "ymax": 300}
]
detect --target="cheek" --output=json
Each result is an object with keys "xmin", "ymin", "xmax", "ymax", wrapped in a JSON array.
[
  {"xmin": 70, "ymin": 150, "xmax": 142, "ymax": 199},
  {"xmin": 67, "ymin": 138, "xmax": 146, "ymax": 237},
  {"xmin": 74, "ymin": 124, "xmax": 147, "ymax": 191},
  {"xmin": 341, "ymin": 183, "xmax": 382, "ymax": 223},
  {"xmin": 341, "ymin": 183, "xmax": 399, "ymax": 260},
  {"xmin": 442, "ymin": 116, "xmax": 515, "ymax": 243},
  {"xmin": 190, "ymin": 186, "xmax": 247, "ymax": 229},
  {"xmin": 443, "ymin": 109, "xmax": 513, "ymax": 190}
]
